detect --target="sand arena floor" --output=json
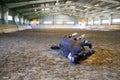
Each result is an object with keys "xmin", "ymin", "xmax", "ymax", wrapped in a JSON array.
[{"xmin": 0, "ymin": 29, "xmax": 120, "ymax": 80}]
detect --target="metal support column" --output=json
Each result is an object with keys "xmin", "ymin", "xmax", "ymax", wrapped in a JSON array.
[{"xmin": 109, "ymin": 14, "xmax": 112, "ymax": 25}]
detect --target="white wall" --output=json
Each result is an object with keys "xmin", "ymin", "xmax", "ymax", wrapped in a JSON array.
[
  {"xmin": 40, "ymin": 14, "xmax": 76, "ymax": 25},
  {"xmin": 32, "ymin": 14, "xmax": 81, "ymax": 29},
  {"xmin": 32, "ymin": 14, "xmax": 120, "ymax": 30}
]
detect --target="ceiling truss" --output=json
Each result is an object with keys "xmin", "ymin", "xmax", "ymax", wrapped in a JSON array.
[{"xmin": 1, "ymin": 0, "xmax": 120, "ymax": 19}]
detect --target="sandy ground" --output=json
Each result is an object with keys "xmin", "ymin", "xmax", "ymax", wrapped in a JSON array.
[{"xmin": 0, "ymin": 29, "xmax": 120, "ymax": 80}]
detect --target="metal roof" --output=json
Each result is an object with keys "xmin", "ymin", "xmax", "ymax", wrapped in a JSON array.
[{"xmin": 1, "ymin": 0, "xmax": 120, "ymax": 19}]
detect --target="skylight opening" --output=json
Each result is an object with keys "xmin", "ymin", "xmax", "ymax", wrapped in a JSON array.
[{"xmin": 116, "ymin": 6, "xmax": 120, "ymax": 9}]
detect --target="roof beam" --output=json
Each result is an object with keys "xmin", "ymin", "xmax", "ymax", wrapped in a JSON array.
[
  {"xmin": 99, "ymin": 0, "xmax": 120, "ymax": 4},
  {"xmin": 6, "ymin": 0, "xmax": 58, "ymax": 8},
  {"xmin": 21, "ymin": 7, "xmax": 85, "ymax": 16},
  {"xmin": 17, "ymin": 6, "xmax": 53, "ymax": 12},
  {"xmin": 17, "ymin": 1, "xmax": 120, "ymax": 19},
  {"xmin": 22, "ymin": 11, "xmax": 41, "ymax": 16},
  {"xmin": 74, "ymin": 3, "xmax": 119, "ymax": 13},
  {"xmin": 17, "ymin": 2, "xmax": 119, "ymax": 15},
  {"xmin": 31, "ymin": 2, "xmax": 119, "ymax": 12},
  {"xmin": 28, "ymin": 15, "xmax": 38, "ymax": 19},
  {"xmin": 85, "ymin": 11, "xmax": 120, "ymax": 18},
  {"xmin": 17, "ymin": 3, "xmax": 66, "ymax": 12},
  {"xmin": 21, "ymin": 4, "xmax": 120, "ymax": 18},
  {"xmin": 22, "ymin": 9, "xmax": 58, "ymax": 16}
]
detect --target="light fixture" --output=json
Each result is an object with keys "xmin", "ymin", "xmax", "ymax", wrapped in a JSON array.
[
  {"xmin": 102, "ymin": 10, "xmax": 109, "ymax": 12},
  {"xmin": 56, "ymin": 0, "xmax": 59, "ymax": 5},
  {"xmin": 66, "ymin": 1, "xmax": 71, "ymax": 4},
  {"xmin": 94, "ymin": 4, "xmax": 99, "ymax": 7},
  {"xmin": 34, "ymin": 9, "xmax": 37, "ymax": 12},
  {"xmin": 116, "ymin": 6, "xmax": 120, "ymax": 9},
  {"xmin": 45, "ymin": 8, "xmax": 50, "ymax": 11},
  {"xmin": 110, "ymin": 12, "xmax": 114, "ymax": 14},
  {"xmin": 84, "ymin": 6, "xmax": 91, "ymax": 9},
  {"xmin": 55, "ymin": 2, "xmax": 59, "ymax": 5},
  {"xmin": 42, "ymin": 8, "xmax": 44, "ymax": 11},
  {"xmin": 70, "ymin": 6, "xmax": 76, "ymax": 9}
]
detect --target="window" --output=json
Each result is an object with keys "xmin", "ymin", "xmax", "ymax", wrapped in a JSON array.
[
  {"xmin": 113, "ymin": 19, "xmax": 120, "ymax": 23},
  {"xmin": 78, "ymin": 22, "xmax": 82, "ymax": 25},
  {"xmin": 8, "ymin": 15, "xmax": 13, "ymax": 21},
  {"xmin": 17, "ymin": 18, "xmax": 19, "ymax": 22},
  {"xmin": 88, "ymin": 21, "xmax": 93, "ymax": 25},
  {"xmin": 94, "ymin": 21, "xmax": 99, "ymax": 24},
  {"xmin": 66, "ymin": 21, "xmax": 74, "ymax": 25},
  {"xmin": 43, "ymin": 21, "xmax": 52, "ymax": 24},
  {"xmin": 102, "ymin": 20, "xmax": 109, "ymax": 24},
  {"xmin": 94, "ymin": 21, "xmax": 99, "ymax": 25},
  {"xmin": 112, "ymin": 18, "xmax": 120, "ymax": 24},
  {"xmin": 56, "ymin": 21, "xmax": 63, "ymax": 24}
]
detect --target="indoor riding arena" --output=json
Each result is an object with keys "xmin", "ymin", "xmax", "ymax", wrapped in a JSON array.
[{"xmin": 0, "ymin": 0, "xmax": 120, "ymax": 80}]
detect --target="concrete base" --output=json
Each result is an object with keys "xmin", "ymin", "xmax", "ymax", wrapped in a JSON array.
[
  {"xmin": 18, "ymin": 25, "xmax": 32, "ymax": 31},
  {"xmin": 86, "ymin": 25, "xmax": 120, "ymax": 31},
  {"xmin": 109, "ymin": 25, "xmax": 120, "ymax": 30},
  {"xmin": 0, "ymin": 24, "xmax": 32, "ymax": 33},
  {"xmin": 2, "ymin": 24, "xmax": 18, "ymax": 33},
  {"xmin": 32, "ymin": 25, "xmax": 120, "ymax": 31},
  {"xmin": 0, "ymin": 24, "xmax": 119, "ymax": 33}
]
